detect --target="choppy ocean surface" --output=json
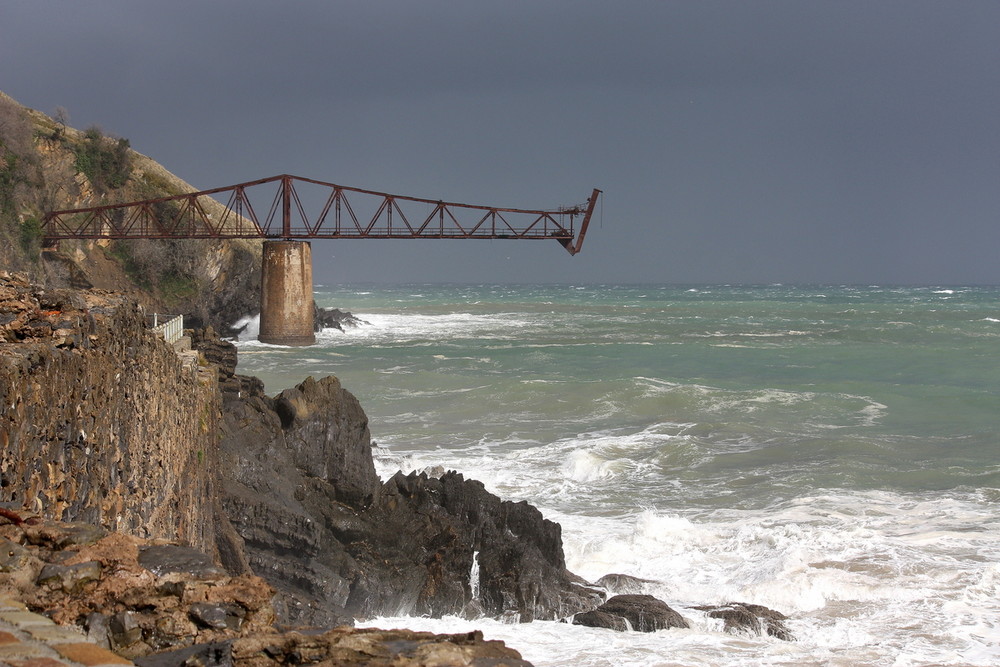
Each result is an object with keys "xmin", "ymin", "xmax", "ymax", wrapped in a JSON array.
[{"xmin": 234, "ymin": 284, "xmax": 1000, "ymax": 667}]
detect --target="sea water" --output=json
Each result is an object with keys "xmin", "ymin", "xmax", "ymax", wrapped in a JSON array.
[{"xmin": 234, "ymin": 284, "xmax": 1000, "ymax": 667}]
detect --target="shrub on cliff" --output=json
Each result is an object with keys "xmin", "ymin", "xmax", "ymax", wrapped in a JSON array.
[
  {"xmin": 72, "ymin": 125, "xmax": 131, "ymax": 193},
  {"xmin": 0, "ymin": 93, "xmax": 42, "ymax": 270}
]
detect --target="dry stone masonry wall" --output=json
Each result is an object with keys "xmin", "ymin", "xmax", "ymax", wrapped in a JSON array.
[{"xmin": 0, "ymin": 272, "xmax": 220, "ymax": 554}]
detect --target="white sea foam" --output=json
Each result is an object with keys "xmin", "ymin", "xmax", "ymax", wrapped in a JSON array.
[
  {"xmin": 332, "ymin": 311, "xmax": 536, "ymax": 344},
  {"xmin": 360, "ymin": 488, "xmax": 1000, "ymax": 665},
  {"xmin": 232, "ymin": 313, "xmax": 260, "ymax": 340},
  {"xmin": 562, "ymin": 449, "xmax": 619, "ymax": 482}
]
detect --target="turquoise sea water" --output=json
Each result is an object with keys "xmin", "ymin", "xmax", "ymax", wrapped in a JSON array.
[{"xmin": 235, "ymin": 284, "xmax": 1000, "ymax": 666}]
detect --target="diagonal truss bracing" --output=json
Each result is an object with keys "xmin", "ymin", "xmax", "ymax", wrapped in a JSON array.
[{"xmin": 43, "ymin": 174, "xmax": 601, "ymax": 255}]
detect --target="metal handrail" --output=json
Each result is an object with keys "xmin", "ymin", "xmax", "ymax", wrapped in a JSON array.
[{"xmin": 150, "ymin": 314, "xmax": 183, "ymax": 345}]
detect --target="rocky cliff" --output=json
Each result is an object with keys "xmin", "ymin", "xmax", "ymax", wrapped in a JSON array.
[
  {"xmin": 0, "ymin": 272, "xmax": 602, "ymax": 632},
  {"xmin": 0, "ymin": 273, "xmax": 796, "ymax": 662},
  {"xmin": 198, "ymin": 330, "xmax": 603, "ymax": 628}
]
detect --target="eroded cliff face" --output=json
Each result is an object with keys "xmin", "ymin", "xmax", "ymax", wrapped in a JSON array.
[
  {"xmin": 198, "ymin": 332, "xmax": 603, "ymax": 628},
  {"xmin": 0, "ymin": 272, "xmax": 220, "ymax": 553}
]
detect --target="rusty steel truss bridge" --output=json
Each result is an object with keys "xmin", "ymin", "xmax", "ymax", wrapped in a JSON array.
[{"xmin": 43, "ymin": 174, "xmax": 601, "ymax": 256}]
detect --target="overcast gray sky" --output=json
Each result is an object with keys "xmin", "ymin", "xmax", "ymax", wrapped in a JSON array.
[{"xmin": 3, "ymin": 1, "xmax": 999, "ymax": 285}]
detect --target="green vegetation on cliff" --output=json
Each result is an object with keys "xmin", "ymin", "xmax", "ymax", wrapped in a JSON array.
[
  {"xmin": 0, "ymin": 90, "xmax": 261, "ymax": 331},
  {"xmin": 0, "ymin": 93, "xmax": 43, "ymax": 265},
  {"xmin": 72, "ymin": 125, "xmax": 132, "ymax": 193}
]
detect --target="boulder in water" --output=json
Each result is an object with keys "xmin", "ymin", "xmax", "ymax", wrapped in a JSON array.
[
  {"xmin": 314, "ymin": 306, "xmax": 369, "ymax": 332},
  {"xmin": 692, "ymin": 602, "xmax": 794, "ymax": 641},
  {"xmin": 573, "ymin": 594, "xmax": 688, "ymax": 632}
]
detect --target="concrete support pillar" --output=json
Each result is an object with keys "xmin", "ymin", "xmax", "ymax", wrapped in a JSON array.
[{"xmin": 259, "ymin": 240, "xmax": 315, "ymax": 346}]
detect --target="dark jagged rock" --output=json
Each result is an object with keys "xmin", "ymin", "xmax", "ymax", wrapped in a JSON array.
[
  {"xmin": 366, "ymin": 470, "xmax": 603, "ymax": 622},
  {"xmin": 574, "ymin": 594, "xmax": 688, "ymax": 633},
  {"xmin": 196, "ymin": 327, "xmax": 601, "ymax": 627},
  {"xmin": 273, "ymin": 376, "xmax": 379, "ymax": 508},
  {"xmin": 693, "ymin": 602, "xmax": 795, "ymax": 641},
  {"xmin": 313, "ymin": 305, "xmax": 368, "ymax": 332}
]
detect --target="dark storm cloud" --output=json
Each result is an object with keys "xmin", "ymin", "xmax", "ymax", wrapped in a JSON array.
[{"xmin": 2, "ymin": 1, "xmax": 999, "ymax": 284}]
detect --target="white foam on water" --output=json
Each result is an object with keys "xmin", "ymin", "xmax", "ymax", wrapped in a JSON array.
[
  {"xmin": 543, "ymin": 490, "xmax": 1000, "ymax": 666},
  {"xmin": 469, "ymin": 551, "xmax": 481, "ymax": 600},
  {"xmin": 562, "ymin": 449, "xmax": 621, "ymax": 483},
  {"xmin": 355, "ymin": 489, "xmax": 1000, "ymax": 666},
  {"xmin": 232, "ymin": 313, "xmax": 260, "ymax": 341},
  {"xmin": 631, "ymin": 378, "xmax": 887, "ymax": 435},
  {"xmin": 333, "ymin": 311, "xmax": 536, "ymax": 344},
  {"xmin": 358, "ymin": 613, "xmax": 835, "ymax": 667}
]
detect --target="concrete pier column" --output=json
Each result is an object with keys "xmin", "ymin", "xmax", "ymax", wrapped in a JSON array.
[{"xmin": 259, "ymin": 240, "xmax": 315, "ymax": 346}]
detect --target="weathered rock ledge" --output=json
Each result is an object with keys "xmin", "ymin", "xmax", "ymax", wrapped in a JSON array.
[{"xmin": 0, "ymin": 511, "xmax": 532, "ymax": 666}]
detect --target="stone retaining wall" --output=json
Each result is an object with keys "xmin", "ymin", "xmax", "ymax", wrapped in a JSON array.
[{"xmin": 0, "ymin": 273, "xmax": 220, "ymax": 554}]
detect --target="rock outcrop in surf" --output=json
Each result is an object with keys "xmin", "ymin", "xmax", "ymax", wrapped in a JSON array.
[{"xmin": 198, "ymin": 331, "xmax": 603, "ymax": 628}]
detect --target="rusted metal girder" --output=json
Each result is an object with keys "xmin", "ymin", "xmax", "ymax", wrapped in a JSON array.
[{"xmin": 43, "ymin": 175, "xmax": 601, "ymax": 256}]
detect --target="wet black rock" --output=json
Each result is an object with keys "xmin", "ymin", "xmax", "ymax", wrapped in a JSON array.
[
  {"xmin": 693, "ymin": 602, "xmax": 795, "ymax": 641},
  {"xmin": 572, "ymin": 609, "xmax": 629, "ymax": 632},
  {"xmin": 313, "ymin": 305, "xmax": 369, "ymax": 332},
  {"xmin": 370, "ymin": 469, "xmax": 604, "ymax": 622},
  {"xmin": 574, "ymin": 594, "xmax": 689, "ymax": 633},
  {"xmin": 195, "ymin": 327, "xmax": 603, "ymax": 627}
]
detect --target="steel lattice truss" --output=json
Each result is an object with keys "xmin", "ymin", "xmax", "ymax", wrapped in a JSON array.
[{"xmin": 43, "ymin": 174, "xmax": 600, "ymax": 255}]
